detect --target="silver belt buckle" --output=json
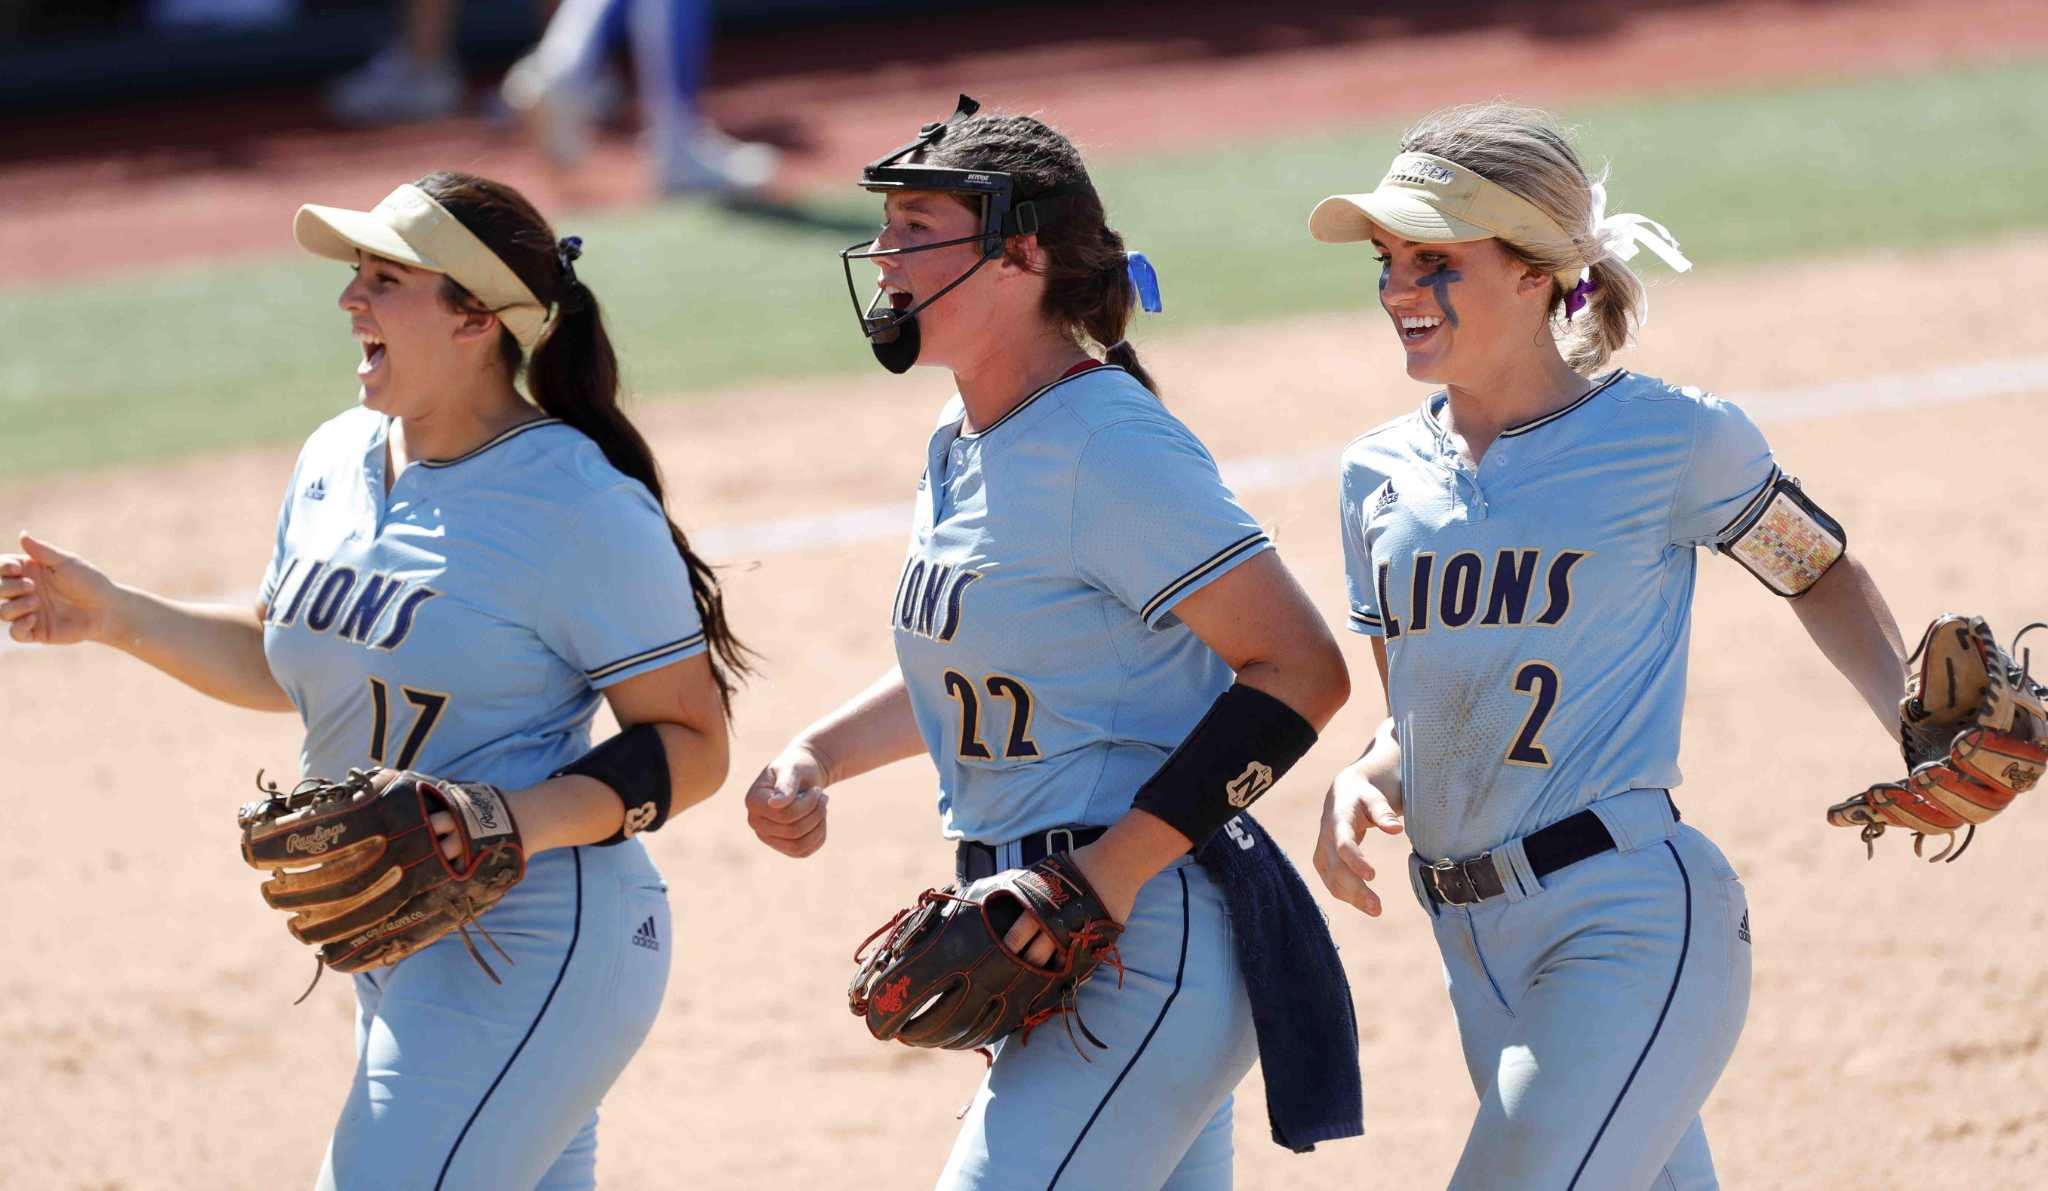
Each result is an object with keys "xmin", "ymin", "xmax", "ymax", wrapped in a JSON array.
[
  {"xmin": 1430, "ymin": 851, "xmax": 1502, "ymax": 906},
  {"xmin": 1044, "ymin": 827, "xmax": 1076, "ymax": 857},
  {"xmin": 1426, "ymin": 857, "xmax": 1476, "ymax": 906}
]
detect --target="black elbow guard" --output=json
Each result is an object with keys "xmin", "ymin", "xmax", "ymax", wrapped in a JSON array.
[
  {"xmin": 554, "ymin": 722, "xmax": 671, "ymax": 846},
  {"xmin": 1129, "ymin": 683, "xmax": 1319, "ymax": 850}
]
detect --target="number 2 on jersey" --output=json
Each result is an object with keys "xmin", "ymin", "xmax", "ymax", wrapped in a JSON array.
[
  {"xmin": 1506, "ymin": 661, "xmax": 1559, "ymax": 768},
  {"xmin": 942, "ymin": 670, "xmax": 1041, "ymax": 761},
  {"xmin": 367, "ymin": 676, "xmax": 450, "ymax": 770}
]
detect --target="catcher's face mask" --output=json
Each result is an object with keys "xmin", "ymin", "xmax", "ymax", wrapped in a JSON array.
[{"xmin": 840, "ymin": 95, "xmax": 1076, "ymax": 374}]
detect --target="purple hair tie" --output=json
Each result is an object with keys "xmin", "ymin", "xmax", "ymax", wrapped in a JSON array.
[{"xmin": 1565, "ymin": 275, "xmax": 1600, "ymax": 319}]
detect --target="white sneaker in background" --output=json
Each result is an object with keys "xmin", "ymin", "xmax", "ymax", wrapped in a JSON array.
[
  {"xmin": 500, "ymin": 52, "xmax": 599, "ymax": 171},
  {"xmin": 486, "ymin": 61, "xmax": 625, "ymax": 131},
  {"xmin": 325, "ymin": 46, "xmax": 463, "ymax": 126},
  {"xmin": 657, "ymin": 120, "xmax": 779, "ymax": 196}
]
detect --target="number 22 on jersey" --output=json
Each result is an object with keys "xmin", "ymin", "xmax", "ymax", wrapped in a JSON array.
[{"xmin": 942, "ymin": 670, "xmax": 1041, "ymax": 762}]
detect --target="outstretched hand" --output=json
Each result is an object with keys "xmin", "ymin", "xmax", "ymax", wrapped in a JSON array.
[{"xmin": 0, "ymin": 531, "xmax": 118, "ymax": 646}]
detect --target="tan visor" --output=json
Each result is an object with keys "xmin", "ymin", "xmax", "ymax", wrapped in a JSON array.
[
  {"xmin": 294, "ymin": 183, "xmax": 549, "ymax": 346},
  {"xmin": 1309, "ymin": 152, "xmax": 1581, "ymax": 287}
]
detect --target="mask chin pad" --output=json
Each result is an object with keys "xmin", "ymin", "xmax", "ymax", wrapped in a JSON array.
[{"xmin": 871, "ymin": 314, "xmax": 921, "ymax": 374}]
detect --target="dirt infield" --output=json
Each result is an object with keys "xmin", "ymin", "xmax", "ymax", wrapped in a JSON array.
[
  {"xmin": 7, "ymin": 233, "xmax": 2048, "ymax": 1187},
  {"xmin": 8, "ymin": 2, "xmax": 2048, "ymax": 1186}
]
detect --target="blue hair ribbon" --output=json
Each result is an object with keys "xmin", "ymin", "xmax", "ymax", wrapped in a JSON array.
[{"xmin": 1125, "ymin": 251, "xmax": 1163, "ymax": 313}]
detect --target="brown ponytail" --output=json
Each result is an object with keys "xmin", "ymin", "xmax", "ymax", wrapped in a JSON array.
[
  {"xmin": 921, "ymin": 113, "xmax": 1163, "ymax": 396},
  {"xmin": 415, "ymin": 170, "xmax": 753, "ymax": 713}
]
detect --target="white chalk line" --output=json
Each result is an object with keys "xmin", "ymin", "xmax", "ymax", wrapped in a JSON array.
[
  {"xmin": 704, "ymin": 353, "xmax": 2048, "ymax": 555},
  {"xmin": 7, "ymin": 353, "xmax": 2048, "ymax": 657}
]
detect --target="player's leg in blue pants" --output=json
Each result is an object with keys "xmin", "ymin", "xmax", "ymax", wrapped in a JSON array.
[
  {"xmin": 628, "ymin": 0, "xmax": 707, "ymax": 122},
  {"xmin": 937, "ymin": 857, "xmax": 1258, "ymax": 1190},
  {"xmin": 317, "ymin": 844, "xmax": 672, "ymax": 1190},
  {"xmin": 1415, "ymin": 791, "xmax": 1752, "ymax": 1191}
]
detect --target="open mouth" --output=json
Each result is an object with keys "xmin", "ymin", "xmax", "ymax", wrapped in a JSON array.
[
  {"xmin": 356, "ymin": 329, "xmax": 387, "ymax": 377},
  {"xmin": 1397, "ymin": 315, "xmax": 1443, "ymax": 346},
  {"xmin": 878, "ymin": 282, "xmax": 913, "ymax": 314}
]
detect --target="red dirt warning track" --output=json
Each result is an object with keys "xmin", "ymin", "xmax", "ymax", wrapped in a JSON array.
[{"xmin": 2, "ymin": 0, "xmax": 2044, "ymax": 284}]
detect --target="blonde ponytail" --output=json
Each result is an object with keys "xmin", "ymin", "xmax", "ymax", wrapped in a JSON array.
[{"xmin": 1401, "ymin": 103, "xmax": 1686, "ymax": 375}]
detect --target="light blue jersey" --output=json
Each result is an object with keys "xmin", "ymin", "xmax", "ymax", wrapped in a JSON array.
[
  {"xmin": 262, "ymin": 408, "xmax": 706, "ymax": 787},
  {"xmin": 1343, "ymin": 370, "xmax": 1776, "ymax": 1188},
  {"xmin": 1339, "ymin": 370, "xmax": 1777, "ymax": 862},
  {"xmin": 259, "ymin": 407, "xmax": 700, "ymax": 1189},
  {"xmin": 890, "ymin": 363, "xmax": 1269, "ymax": 1188},
  {"xmin": 890, "ymin": 363, "xmax": 1272, "ymax": 845}
]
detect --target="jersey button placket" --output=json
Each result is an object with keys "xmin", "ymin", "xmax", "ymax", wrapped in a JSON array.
[
  {"xmin": 926, "ymin": 427, "xmax": 959, "ymax": 524},
  {"xmin": 385, "ymin": 469, "xmax": 415, "ymax": 534},
  {"xmin": 1452, "ymin": 463, "xmax": 1487, "ymax": 524},
  {"xmin": 1474, "ymin": 447, "xmax": 1504, "ymax": 520},
  {"xmin": 363, "ymin": 443, "xmax": 390, "ymax": 536}
]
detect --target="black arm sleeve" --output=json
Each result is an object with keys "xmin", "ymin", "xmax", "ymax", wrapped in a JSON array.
[
  {"xmin": 1129, "ymin": 683, "xmax": 1319, "ymax": 850},
  {"xmin": 553, "ymin": 722, "xmax": 671, "ymax": 846}
]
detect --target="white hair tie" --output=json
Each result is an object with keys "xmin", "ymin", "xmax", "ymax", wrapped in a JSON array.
[{"xmin": 1587, "ymin": 181, "xmax": 1692, "ymax": 274}]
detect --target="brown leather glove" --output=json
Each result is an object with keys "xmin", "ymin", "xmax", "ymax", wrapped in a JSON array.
[
  {"xmin": 1828, "ymin": 615, "xmax": 2047, "ymax": 861},
  {"xmin": 239, "ymin": 768, "xmax": 526, "ymax": 986},
  {"xmin": 848, "ymin": 853, "xmax": 1124, "ymax": 1056}
]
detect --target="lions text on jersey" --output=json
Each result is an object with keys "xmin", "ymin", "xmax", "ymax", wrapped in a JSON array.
[
  {"xmin": 891, "ymin": 363, "xmax": 1272, "ymax": 844},
  {"xmin": 1340, "ymin": 371, "xmax": 1784, "ymax": 861},
  {"xmin": 261, "ymin": 408, "xmax": 706, "ymax": 788}
]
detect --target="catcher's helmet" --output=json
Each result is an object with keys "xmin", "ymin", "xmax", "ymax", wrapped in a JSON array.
[{"xmin": 839, "ymin": 95, "xmax": 1081, "ymax": 373}]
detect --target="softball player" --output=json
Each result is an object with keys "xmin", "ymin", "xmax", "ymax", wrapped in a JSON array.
[
  {"xmin": 0, "ymin": 171, "xmax": 742, "ymax": 1188},
  {"xmin": 745, "ymin": 99, "xmax": 1350, "ymax": 1189},
  {"xmin": 1307, "ymin": 103, "xmax": 1911, "ymax": 1189},
  {"xmin": 500, "ymin": 0, "xmax": 779, "ymax": 194}
]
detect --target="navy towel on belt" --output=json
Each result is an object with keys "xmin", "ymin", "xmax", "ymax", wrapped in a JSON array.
[{"xmin": 1195, "ymin": 811, "xmax": 1364, "ymax": 1152}]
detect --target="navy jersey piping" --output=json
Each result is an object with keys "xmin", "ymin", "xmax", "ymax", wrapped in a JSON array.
[
  {"xmin": 970, "ymin": 364, "xmax": 1131, "ymax": 439},
  {"xmin": 1140, "ymin": 530, "xmax": 1269, "ymax": 623},
  {"xmin": 1496, "ymin": 369, "xmax": 1629, "ymax": 439},
  {"xmin": 1048, "ymin": 868, "xmax": 1191, "ymax": 1188},
  {"xmin": 586, "ymin": 631, "xmax": 708, "ymax": 682},
  {"xmin": 1567, "ymin": 840, "xmax": 1692, "ymax": 1189},
  {"xmin": 436, "ymin": 847, "xmax": 585, "ymax": 1188},
  {"xmin": 418, "ymin": 417, "xmax": 567, "ymax": 468}
]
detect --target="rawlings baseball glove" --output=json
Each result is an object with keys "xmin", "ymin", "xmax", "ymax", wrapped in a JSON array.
[
  {"xmin": 848, "ymin": 853, "xmax": 1124, "ymax": 1058},
  {"xmin": 1827, "ymin": 614, "xmax": 2048, "ymax": 861},
  {"xmin": 238, "ymin": 768, "xmax": 526, "ymax": 995}
]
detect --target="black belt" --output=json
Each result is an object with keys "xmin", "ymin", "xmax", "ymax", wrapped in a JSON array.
[
  {"xmin": 955, "ymin": 824, "xmax": 1109, "ymax": 884},
  {"xmin": 1421, "ymin": 807, "xmax": 1620, "ymax": 907}
]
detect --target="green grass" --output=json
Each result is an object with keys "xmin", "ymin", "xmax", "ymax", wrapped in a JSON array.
[{"xmin": 7, "ymin": 58, "xmax": 2047, "ymax": 478}]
